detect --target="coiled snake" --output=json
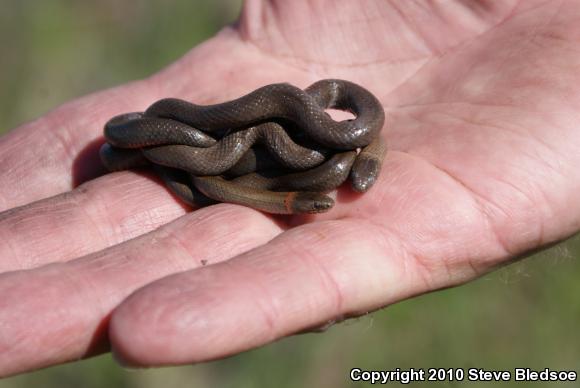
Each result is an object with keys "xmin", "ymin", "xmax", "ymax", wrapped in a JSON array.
[{"xmin": 99, "ymin": 79, "xmax": 386, "ymax": 214}]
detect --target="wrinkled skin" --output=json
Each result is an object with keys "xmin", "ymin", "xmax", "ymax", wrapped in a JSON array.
[{"xmin": 1, "ymin": 0, "xmax": 580, "ymax": 377}]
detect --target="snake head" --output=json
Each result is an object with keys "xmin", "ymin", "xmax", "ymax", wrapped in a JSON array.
[{"xmin": 288, "ymin": 192, "xmax": 334, "ymax": 214}]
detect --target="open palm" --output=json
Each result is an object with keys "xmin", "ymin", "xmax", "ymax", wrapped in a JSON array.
[{"xmin": 1, "ymin": 0, "xmax": 579, "ymax": 376}]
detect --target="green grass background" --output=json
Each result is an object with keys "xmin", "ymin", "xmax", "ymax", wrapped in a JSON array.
[{"xmin": 0, "ymin": 1, "xmax": 579, "ymax": 387}]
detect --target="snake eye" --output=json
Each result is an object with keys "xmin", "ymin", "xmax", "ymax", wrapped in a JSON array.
[
  {"xmin": 315, "ymin": 199, "xmax": 333, "ymax": 211},
  {"xmin": 313, "ymin": 198, "xmax": 334, "ymax": 213},
  {"xmin": 292, "ymin": 192, "xmax": 334, "ymax": 214}
]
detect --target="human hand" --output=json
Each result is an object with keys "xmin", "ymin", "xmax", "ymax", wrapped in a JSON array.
[{"xmin": 1, "ymin": 0, "xmax": 579, "ymax": 376}]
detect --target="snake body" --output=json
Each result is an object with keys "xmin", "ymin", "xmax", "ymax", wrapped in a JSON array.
[{"xmin": 100, "ymin": 79, "xmax": 386, "ymax": 214}]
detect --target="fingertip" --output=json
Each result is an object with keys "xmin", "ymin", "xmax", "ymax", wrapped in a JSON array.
[
  {"xmin": 108, "ymin": 295, "xmax": 150, "ymax": 368},
  {"xmin": 108, "ymin": 263, "xmax": 278, "ymax": 368},
  {"xmin": 109, "ymin": 286, "xmax": 176, "ymax": 368},
  {"xmin": 110, "ymin": 344, "xmax": 145, "ymax": 370},
  {"xmin": 108, "ymin": 274, "xmax": 222, "ymax": 368}
]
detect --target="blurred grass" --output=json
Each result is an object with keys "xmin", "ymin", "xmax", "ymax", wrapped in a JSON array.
[
  {"xmin": 1, "ymin": 2, "xmax": 579, "ymax": 388},
  {"xmin": 0, "ymin": 0, "xmax": 240, "ymax": 131}
]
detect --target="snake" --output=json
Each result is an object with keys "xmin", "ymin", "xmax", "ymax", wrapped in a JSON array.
[{"xmin": 100, "ymin": 79, "xmax": 386, "ymax": 214}]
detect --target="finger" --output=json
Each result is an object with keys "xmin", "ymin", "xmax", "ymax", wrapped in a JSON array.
[
  {"xmin": 108, "ymin": 219, "xmax": 423, "ymax": 367},
  {"xmin": 0, "ymin": 171, "xmax": 189, "ymax": 272},
  {"xmin": 106, "ymin": 150, "xmax": 516, "ymax": 367},
  {"xmin": 0, "ymin": 79, "xmax": 157, "ymax": 212},
  {"xmin": 0, "ymin": 30, "xmax": 250, "ymax": 212},
  {"xmin": 0, "ymin": 152, "xmax": 354, "ymax": 273},
  {"xmin": 0, "ymin": 26, "xmax": 334, "ymax": 212},
  {"xmin": 0, "ymin": 204, "xmax": 282, "ymax": 377}
]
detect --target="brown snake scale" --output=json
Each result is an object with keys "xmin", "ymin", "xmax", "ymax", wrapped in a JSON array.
[{"xmin": 99, "ymin": 79, "xmax": 386, "ymax": 214}]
